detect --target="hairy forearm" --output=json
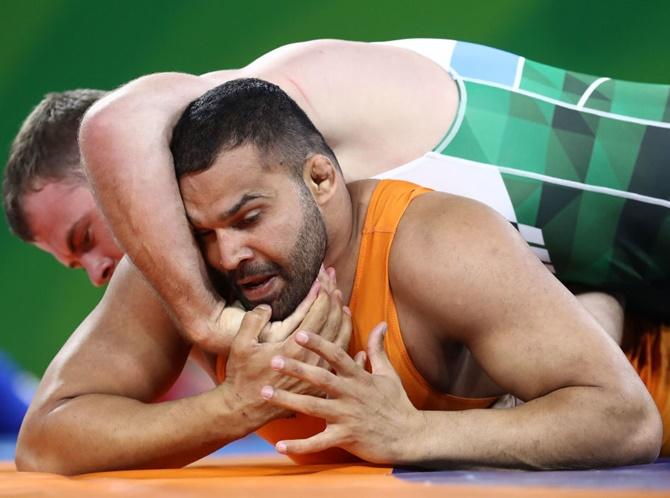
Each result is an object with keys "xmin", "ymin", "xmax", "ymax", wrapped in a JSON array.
[
  {"xmin": 410, "ymin": 386, "xmax": 660, "ymax": 470},
  {"xmin": 16, "ymin": 388, "xmax": 272, "ymax": 475}
]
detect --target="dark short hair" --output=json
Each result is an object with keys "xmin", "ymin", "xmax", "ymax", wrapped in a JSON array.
[
  {"xmin": 3, "ymin": 89, "xmax": 107, "ymax": 241},
  {"xmin": 170, "ymin": 78, "xmax": 339, "ymax": 179}
]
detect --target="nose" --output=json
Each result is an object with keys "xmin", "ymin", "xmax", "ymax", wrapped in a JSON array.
[
  {"xmin": 81, "ymin": 253, "xmax": 116, "ymax": 286},
  {"xmin": 216, "ymin": 230, "xmax": 253, "ymax": 271}
]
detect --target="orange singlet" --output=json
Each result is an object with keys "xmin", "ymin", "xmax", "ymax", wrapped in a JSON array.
[
  {"xmin": 217, "ymin": 180, "xmax": 496, "ymax": 464},
  {"xmin": 624, "ymin": 317, "xmax": 670, "ymax": 456}
]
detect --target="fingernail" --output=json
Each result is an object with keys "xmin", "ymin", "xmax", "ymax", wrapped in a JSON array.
[
  {"xmin": 260, "ymin": 386, "xmax": 274, "ymax": 399},
  {"xmin": 296, "ymin": 331, "xmax": 309, "ymax": 344},
  {"xmin": 276, "ymin": 441, "xmax": 287, "ymax": 453},
  {"xmin": 271, "ymin": 356, "xmax": 285, "ymax": 370},
  {"xmin": 256, "ymin": 304, "xmax": 271, "ymax": 312},
  {"xmin": 343, "ymin": 306, "xmax": 351, "ymax": 316},
  {"xmin": 380, "ymin": 322, "xmax": 388, "ymax": 336}
]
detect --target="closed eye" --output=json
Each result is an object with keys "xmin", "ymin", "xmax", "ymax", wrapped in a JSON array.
[
  {"xmin": 81, "ymin": 226, "xmax": 93, "ymax": 251},
  {"xmin": 233, "ymin": 211, "xmax": 261, "ymax": 229},
  {"xmin": 194, "ymin": 228, "xmax": 214, "ymax": 239},
  {"xmin": 71, "ymin": 223, "xmax": 93, "ymax": 255}
]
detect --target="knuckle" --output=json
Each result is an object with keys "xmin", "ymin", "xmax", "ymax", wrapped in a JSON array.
[
  {"xmin": 332, "ymin": 347, "xmax": 348, "ymax": 365},
  {"xmin": 229, "ymin": 341, "xmax": 243, "ymax": 356},
  {"xmin": 307, "ymin": 398, "xmax": 321, "ymax": 412},
  {"xmin": 289, "ymin": 361, "xmax": 303, "ymax": 376},
  {"xmin": 317, "ymin": 370, "xmax": 333, "ymax": 388}
]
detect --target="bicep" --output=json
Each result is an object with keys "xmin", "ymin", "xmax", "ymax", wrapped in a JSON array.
[
  {"xmin": 392, "ymin": 194, "xmax": 635, "ymax": 402},
  {"xmin": 34, "ymin": 258, "xmax": 189, "ymax": 409}
]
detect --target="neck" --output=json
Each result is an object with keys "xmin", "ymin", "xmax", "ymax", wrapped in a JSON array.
[{"xmin": 323, "ymin": 179, "xmax": 378, "ymax": 305}]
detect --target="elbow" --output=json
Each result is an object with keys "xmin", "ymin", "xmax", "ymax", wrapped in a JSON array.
[
  {"xmin": 625, "ymin": 394, "xmax": 663, "ymax": 464},
  {"xmin": 16, "ymin": 445, "xmax": 79, "ymax": 476},
  {"xmin": 609, "ymin": 385, "xmax": 663, "ymax": 466},
  {"xmin": 15, "ymin": 426, "xmax": 55, "ymax": 474},
  {"xmin": 15, "ymin": 407, "xmax": 80, "ymax": 475},
  {"xmin": 16, "ymin": 433, "xmax": 82, "ymax": 476},
  {"xmin": 14, "ymin": 434, "xmax": 37, "ymax": 472},
  {"xmin": 78, "ymin": 94, "xmax": 129, "ymax": 178}
]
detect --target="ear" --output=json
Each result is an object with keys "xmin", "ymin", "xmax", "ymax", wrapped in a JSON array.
[{"xmin": 302, "ymin": 154, "xmax": 338, "ymax": 206}]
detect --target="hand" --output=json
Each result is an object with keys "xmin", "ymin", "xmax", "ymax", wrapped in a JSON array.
[
  {"xmin": 261, "ymin": 322, "xmax": 426, "ymax": 464},
  {"xmin": 188, "ymin": 266, "xmax": 340, "ymax": 354},
  {"xmin": 259, "ymin": 266, "xmax": 340, "ymax": 343},
  {"xmin": 222, "ymin": 285, "xmax": 352, "ymax": 427}
]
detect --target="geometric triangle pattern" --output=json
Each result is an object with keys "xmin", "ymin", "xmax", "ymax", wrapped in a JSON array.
[{"xmin": 440, "ymin": 55, "xmax": 670, "ymax": 319}]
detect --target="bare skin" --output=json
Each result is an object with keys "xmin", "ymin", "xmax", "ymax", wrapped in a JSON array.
[
  {"xmin": 77, "ymin": 37, "xmax": 628, "ymax": 352},
  {"xmin": 17, "ymin": 140, "xmax": 651, "ymax": 474},
  {"xmin": 22, "ymin": 179, "xmax": 123, "ymax": 285},
  {"xmin": 16, "ymin": 257, "xmax": 350, "ymax": 475},
  {"xmin": 15, "ymin": 40, "xmax": 645, "ymax": 473},
  {"xmin": 177, "ymin": 145, "xmax": 660, "ymax": 469},
  {"xmin": 79, "ymin": 40, "xmax": 458, "ymax": 351}
]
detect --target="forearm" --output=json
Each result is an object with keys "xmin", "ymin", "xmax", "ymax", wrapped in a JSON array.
[
  {"xmin": 16, "ymin": 388, "xmax": 273, "ymax": 475},
  {"xmin": 410, "ymin": 386, "xmax": 660, "ymax": 469},
  {"xmin": 79, "ymin": 74, "xmax": 222, "ymax": 344},
  {"xmin": 92, "ymin": 140, "xmax": 219, "ymax": 330}
]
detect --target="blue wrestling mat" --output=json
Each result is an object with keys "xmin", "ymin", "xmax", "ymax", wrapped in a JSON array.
[{"xmin": 394, "ymin": 458, "xmax": 670, "ymax": 491}]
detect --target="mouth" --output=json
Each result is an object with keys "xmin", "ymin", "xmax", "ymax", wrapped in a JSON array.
[{"xmin": 236, "ymin": 274, "xmax": 279, "ymax": 302}]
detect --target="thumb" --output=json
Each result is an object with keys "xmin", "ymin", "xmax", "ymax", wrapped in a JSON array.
[
  {"xmin": 354, "ymin": 351, "xmax": 367, "ymax": 369},
  {"xmin": 367, "ymin": 322, "xmax": 396, "ymax": 377},
  {"xmin": 234, "ymin": 304, "xmax": 272, "ymax": 348},
  {"xmin": 263, "ymin": 280, "xmax": 320, "ymax": 342}
]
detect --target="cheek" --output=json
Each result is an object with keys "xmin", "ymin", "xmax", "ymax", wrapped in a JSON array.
[{"xmin": 262, "ymin": 219, "xmax": 301, "ymax": 258}]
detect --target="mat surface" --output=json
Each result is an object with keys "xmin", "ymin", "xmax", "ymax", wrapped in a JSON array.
[{"xmin": 1, "ymin": 456, "xmax": 669, "ymax": 498}]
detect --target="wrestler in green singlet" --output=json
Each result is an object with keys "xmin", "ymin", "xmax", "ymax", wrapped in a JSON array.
[{"xmin": 377, "ymin": 39, "xmax": 670, "ymax": 319}]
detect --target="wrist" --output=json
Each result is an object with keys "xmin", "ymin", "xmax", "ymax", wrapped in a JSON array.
[
  {"xmin": 217, "ymin": 381, "xmax": 277, "ymax": 435},
  {"xmin": 394, "ymin": 410, "xmax": 431, "ymax": 465},
  {"xmin": 175, "ymin": 295, "xmax": 225, "ymax": 345}
]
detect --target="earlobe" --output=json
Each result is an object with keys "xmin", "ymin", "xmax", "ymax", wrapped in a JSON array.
[{"xmin": 304, "ymin": 155, "xmax": 337, "ymax": 205}]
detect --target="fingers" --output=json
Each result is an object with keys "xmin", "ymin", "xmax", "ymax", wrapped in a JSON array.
[
  {"xmin": 260, "ymin": 386, "xmax": 330, "ymax": 418},
  {"xmin": 367, "ymin": 322, "xmax": 396, "ymax": 377},
  {"xmin": 317, "ymin": 266, "xmax": 338, "ymax": 294},
  {"xmin": 333, "ymin": 305, "xmax": 352, "ymax": 353},
  {"xmin": 293, "ymin": 289, "xmax": 331, "ymax": 340},
  {"xmin": 275, "ymin": 429, "xmax": 340, "ymax": 455},
  {"xmin": 270, "ymin": 355, "xmax": 343, "ymax": 397},
  {"xmin": 286, "ymin": 279, "xmax": 321, "ymax": 326},
  {"xmin": 354, "ymin": 351, "xmax": 367, "ymax": 369},
  {"xmin": 259, "ymin": 280, "xmax": 321, "ymax": 343},
  {"xmin": 232, "ymin": 305, "xmax": 272, "ymax": 348},
  {"xmin": 318, "ymin": 288, "xmax": 344, "ymax": 343},
  {"xmin": 294, "ymin": 330, "xmax": 359, "ymax": 377},
  {"xmin": 217, "ymin": 306, "xmax": 245, "ymax": 340}
]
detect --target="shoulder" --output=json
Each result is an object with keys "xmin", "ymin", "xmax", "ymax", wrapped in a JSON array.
[
  {"xmin": 389, "ymin": 192, "xmax": 546, "ymax": 339},
  {"xmin": 392, "ymin": 191, "xmax": 525, "ymax": 271},
  {"xmin": 242, "ymin": 40, "xmax": 375, "ymax": 71}
]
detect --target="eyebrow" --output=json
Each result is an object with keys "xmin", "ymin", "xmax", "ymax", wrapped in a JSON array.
[{"xmin": 220, "ymin": 193, "xmax": 268, "ymax": 220}]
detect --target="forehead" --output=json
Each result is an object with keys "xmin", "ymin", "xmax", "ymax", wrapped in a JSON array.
[
  {"xmin": 22, "ymin": 180, "xmax": 94, "ymax": 258},
  {"xmin": 179, "ymin": 144, "xmax": 287, "ymax": 207}
]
